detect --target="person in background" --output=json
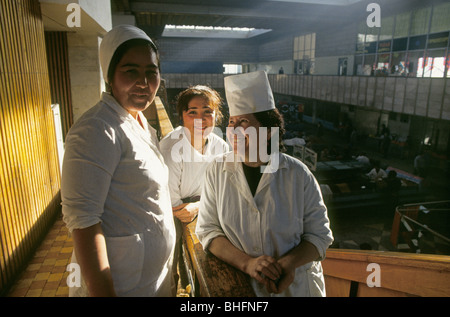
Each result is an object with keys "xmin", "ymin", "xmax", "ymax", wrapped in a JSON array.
[
  {"xmin": 195, "ymin": 71, "xmax": 333, "ymax": 297},
  {"xmin": 61, "ymin": 25, "xmax": 176, "ymax": 297},
  {"xmin": 414, "ymin": 151, "xmax": 427, "ymax": 178},
  {"xmin": 384, "ymin": 170, "xmax": 402, "ymax": 212},
  {"xmin": 366, "ymin": 160, "xmax": 388, "ymax": 190},
  {"xmin": 356, "ymin": 152, "xmax": 371, "ymax": 171},
  {"xmin": 159, "ymin": 85, "xmax": 229, "ymax": 289}
]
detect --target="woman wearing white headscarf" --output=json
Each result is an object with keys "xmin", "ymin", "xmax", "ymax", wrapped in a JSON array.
[{"xmin": 61, "ymin": 25, "xmax": 176, "ymax": 297}]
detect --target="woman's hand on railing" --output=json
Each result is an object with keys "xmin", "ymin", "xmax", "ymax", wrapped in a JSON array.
[{"xmin": 173, "ymin": 202, "xmax": 199, "ymax": 223}]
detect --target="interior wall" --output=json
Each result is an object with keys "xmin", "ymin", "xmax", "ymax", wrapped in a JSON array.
[{"xmin": 0, "ymin": 0, "xmax": 61, "ymax": 295}]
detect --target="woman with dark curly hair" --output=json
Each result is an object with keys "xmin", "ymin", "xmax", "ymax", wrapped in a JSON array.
[{"xmin": 196, "ymin": 71, "xmax": 333, "ymax": 297}]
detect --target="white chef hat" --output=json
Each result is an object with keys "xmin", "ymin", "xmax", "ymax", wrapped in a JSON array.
[
  {"xmin": 224, "ymin": 71, "xmax": 275, "ymax": 116},
  {"xmin": 99, "ymin": 24, "xmax": 155, "ymax": 83}
]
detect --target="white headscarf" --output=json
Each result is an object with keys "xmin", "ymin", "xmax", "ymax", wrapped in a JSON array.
[{"xmin": 99, "ymin": 24, "xmax": 155, "ymax": 83}]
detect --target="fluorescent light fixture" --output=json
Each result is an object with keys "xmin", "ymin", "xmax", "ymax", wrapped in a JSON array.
[{"xmin": 162, "ymin": 25, "xmax": 272, "ymax": 39}]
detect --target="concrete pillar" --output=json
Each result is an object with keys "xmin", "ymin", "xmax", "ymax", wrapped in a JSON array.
[{"xmin": 67, "ymin": 33, "xmax": 104, "ymax": 122}]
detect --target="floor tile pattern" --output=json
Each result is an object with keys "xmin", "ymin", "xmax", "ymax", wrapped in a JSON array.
[{"xmin": 7, "ymin": 215, "xmax": 72, "ymax": 297}]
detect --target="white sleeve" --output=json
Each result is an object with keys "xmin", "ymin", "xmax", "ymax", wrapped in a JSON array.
[
  {"xmin": 300, "ymin": 169, "xmax": 334, "ymax": 260},
  {"xmin": 61, "ymin": 118, "xmax": 121, "ymax": 232},
  {"xmin": 161, "ymin": 146, "xmax": 183, "ymax": 207},
  {"xmin": 195, "ymin": 161, "xmax": 226, "ymax": 251}
]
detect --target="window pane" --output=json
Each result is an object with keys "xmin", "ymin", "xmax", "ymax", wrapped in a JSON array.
[
  {"xmin": 299, "ymin": 36, "xmax": 304, "ymax": 51},
  {"xmin": 406, "ymin": 51, "xmax": 425, "ymax": 77},
  {"xmin": 409, "ymin": 35, "xmax": 427, "ymax": 50},
  {"xmin": 376, "ymin": 53, "xmax": 391, "ymax": 75},
  {"xmin": 363, "ymin": 54, "xmax": 376, "ymax": 75},
  {"xmin": 392, "ymin": 52, "xmax": 408, "ymax": 76},
  {"xmin": 431, "ymin": 56, "xmax": 446, "ymax": 78},
  {"xmin": 447, "ymin": 53, "xmax": 450, "ymax": 78},
  {"xmin": 427, "ymin": 32, "xmax": 449, "ymax": 50},
  {"xmin": 430, "ymin": 2, "xmax": 450, "ymax": 33},
  {"xmin": 356, "ymin": 21, "xmax": 366, "ymax": 54},
  {"xmin": 354, "ymin": 55, "xmax": 363, "ymax": 75},
  {"xmin": 305, "ymin": 34, "xmax": 311, "ymax": 50},
  {"xmin": 366, "ymin": 24, "xmax": 379, "ymax": 42},
  {"xmin": 392, "ymin": 37, "xmax": 408, "ymax": 51},
  {"xmin": 394, "ymin": 12, "xmax": 410, "ymax": 38},
  {"xmin": 379, "ymin": 16, "xmax": 394, "ymax": 40},
  {"xmin": 410, "ymin": 7, "xmax": 431, "ymax": 36},
  {"xmin": 223, "ymin": 64, "xmax": 242, "ymax": 74},
  {"xmin": 309, "ymin": 58, "xmax": 315, "ymax": 74},
  {"xmin": 423, "ymin": 57, "xmax": 433, "ymax": 77},
  {"xmin": 428, "ymin": 50, "xmax": 446, "ymax": 78},
  {"xmin": 357, "ymin": 21, "xmax": 366, "ymax": 40}
]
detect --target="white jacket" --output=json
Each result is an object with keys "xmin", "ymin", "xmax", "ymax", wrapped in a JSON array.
[
  {"xmin": 62, "ymin": 93, "xmax": 176, "ymax": 297},
  {"xmin": 196, "ymin": 152, "xmax": 333, "ymax": 296}
]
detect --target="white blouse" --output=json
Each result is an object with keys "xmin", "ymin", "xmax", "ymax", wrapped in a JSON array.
[{"xmin": 160, "ymin": 126, "xmax": 230, "ymax": 206}]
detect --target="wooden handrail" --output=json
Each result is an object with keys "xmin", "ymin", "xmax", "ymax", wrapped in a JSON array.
[
  {"xmin": 154, "ymin": 96, "xmax": 174, "ymax": 138},
  {"xmin": 322, "ymin": 249, "xmax": 450, "ymax": 297}
]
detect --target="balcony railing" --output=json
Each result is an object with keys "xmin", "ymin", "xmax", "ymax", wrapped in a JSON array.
[{"xmin": 162, "ymin": 73, "xmax": 450, "ymax": 121}]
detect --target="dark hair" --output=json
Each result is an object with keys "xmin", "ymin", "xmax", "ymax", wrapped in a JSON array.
[
  {"xmin": 252, "ymin": 108, "xmax": 286, "ymax": 153},
  {"xmin": 388, "ymin": 170, "xmax": 397, "ymax": 178},
  {"xmin": 106, "ymin": 38, "xmax": 160, "ymax": 91},
  {"xmin": 176, "ymin": 85, "xmax": 224, "ymax": 125}
]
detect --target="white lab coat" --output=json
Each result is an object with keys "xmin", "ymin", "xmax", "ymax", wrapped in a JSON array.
[
  {"xmin": 366, "ymin": 167, "xmax": 387, "ymax": 182},
  {"xmin": 160, "ymin": 126, "xmax": 230, "ymax": 206},
  {"xmin": 62, "ymin": 93, "xmax": 176, "ymax": 297},
  {"xmin": 196, "ymin": 152, "xmax": 333, "ymax": 297}
]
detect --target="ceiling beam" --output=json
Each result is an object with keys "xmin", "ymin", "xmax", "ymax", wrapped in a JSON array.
[{"xmin": 130, "ymin": 1, "xmax": 347, "ymax": 21}]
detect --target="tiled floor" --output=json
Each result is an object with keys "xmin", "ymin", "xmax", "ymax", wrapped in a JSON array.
[{"xmin": 7, "ymin": 215, "xmax": 73, "ymax": 297}]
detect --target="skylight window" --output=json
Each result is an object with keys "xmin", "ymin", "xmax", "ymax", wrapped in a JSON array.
[
  {"xmin": 268, "ymin": 0, "xmax": 362, "ymax": 5},
  {"xmin": 162, "ymin": 25, "xmax": 272, "ymax": 39}
]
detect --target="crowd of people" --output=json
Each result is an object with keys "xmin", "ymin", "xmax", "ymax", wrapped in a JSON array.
[{"xmin": 281, "ymin": 106, "xmax": 431, "ymax": 187}]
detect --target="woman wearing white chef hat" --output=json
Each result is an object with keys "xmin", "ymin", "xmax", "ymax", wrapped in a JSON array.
[
  {"xmin": 61, "ymin": 25, "xmax": 176, "ymax": 297},
  {"xmin": 195, "ymin": 71, "xmax": 333, "ymax": 296}
]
